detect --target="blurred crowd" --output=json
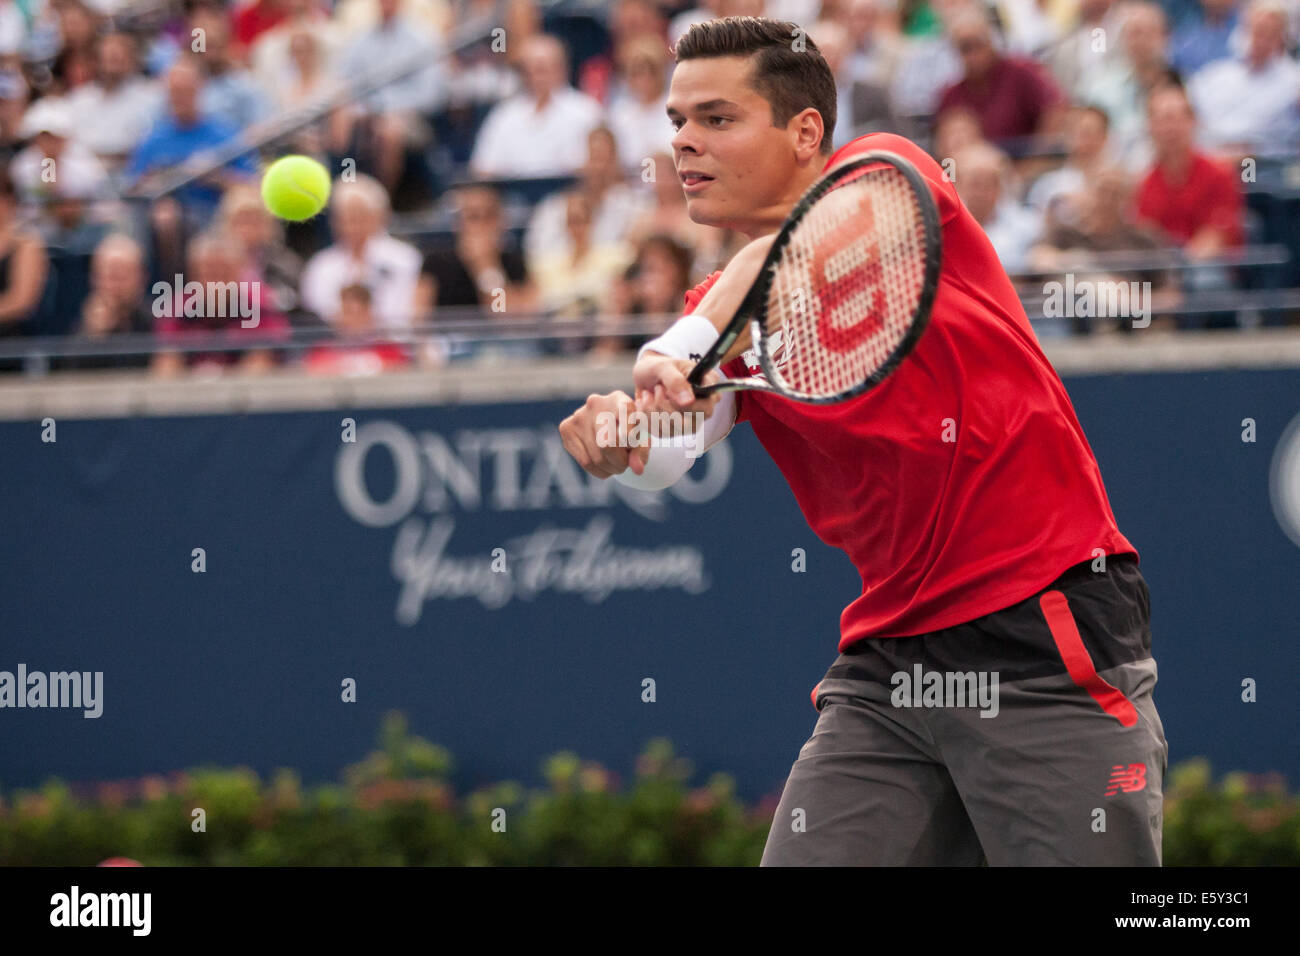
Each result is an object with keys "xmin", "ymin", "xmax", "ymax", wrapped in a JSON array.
[{"xmin": 0, "ymin": 0, "xmax": 1297, "ymax": 375}]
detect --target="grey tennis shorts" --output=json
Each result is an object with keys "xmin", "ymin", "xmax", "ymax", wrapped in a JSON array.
[{"xmin": 760, "ymin": 554, "xmax": 1169, "ymax": 866}]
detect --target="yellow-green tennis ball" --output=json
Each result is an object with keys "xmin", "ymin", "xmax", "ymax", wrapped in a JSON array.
[{"xmin": 261, "ymin": 155, "xmax": 331, "ymax": 221}]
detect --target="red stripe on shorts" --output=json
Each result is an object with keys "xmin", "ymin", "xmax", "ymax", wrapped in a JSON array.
[{"xmin": 1038, "ymin": 590, "xmax": 1139, "ymax": 727}]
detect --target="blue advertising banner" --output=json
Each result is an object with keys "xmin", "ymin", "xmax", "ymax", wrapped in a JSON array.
[{"xmin": 2, "ymin": 368, "xmax": 1299, "ymax": 800}]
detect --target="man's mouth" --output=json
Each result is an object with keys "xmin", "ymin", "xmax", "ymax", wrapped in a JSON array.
[{"xmin": 680, "ymin": 171, "xmax": 715, "ymax": 193}]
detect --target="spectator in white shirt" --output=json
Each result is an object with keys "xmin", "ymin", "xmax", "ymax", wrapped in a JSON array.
[
  {"xmin": 606, "ymin": 36, "xmax": 672, "ymax": 174},
  {"xmin": 0, "ymin": 0, "xmax": 25, "ymax": 57},
  {"xmin": 1045, "ymin": 0, "xmax": 1126, "ymax": 99},
  {"xmin": 251, "ymin": 0, "xmax": 343, "ymax": 92},
  {"xmin": 470, "ymin": 33, "xmax": 603, "ymax": 179},
  {"xmin": 300, "ymin": 175, "xmax": 422, "ymax": 329},
  {"xmin": 63, "ymin": 32, "xmax": 163, "ymax": 169},
  {"xmin": 953, "ymin": 141, "xmax": 1040, "ymax": 272},
  {"xmin": 1026, "ymin": 104, "xmax": 1114, "ymax": 217},
  {"xmin": 1078, "ymin": 2, "xmax": 1174, "ymax": 171},
  {"xmin": 1187, "ymin": 0, "xmax": 1300, "ymax": 157},
  {"xmin": 10, "ymin": 98, "xmax": 109, "ymax": 210}
]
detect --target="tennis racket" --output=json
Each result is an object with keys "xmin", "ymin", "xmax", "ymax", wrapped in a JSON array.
[{"xmin": 687, "ymin": 151, "xmax": 942, "ymax": 404}]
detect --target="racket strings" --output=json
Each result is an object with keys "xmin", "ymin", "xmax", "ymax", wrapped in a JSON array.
[{"xmin": 762, "ymin": 166, "xmax": 929, "ymax": 399}]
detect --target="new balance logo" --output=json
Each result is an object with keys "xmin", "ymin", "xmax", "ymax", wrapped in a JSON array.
[
  {"xmin": 1105, "ymin": 762, "xmax": 1147, "ymax": 795},
  {"xmin": 688, "ymin": 352, "xmax": 702, "ymax": 361}
]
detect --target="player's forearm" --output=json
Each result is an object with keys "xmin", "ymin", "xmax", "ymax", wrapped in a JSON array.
[{"xmin": 689, "ymin": 235, "xmax": 777, "ymax": 364}]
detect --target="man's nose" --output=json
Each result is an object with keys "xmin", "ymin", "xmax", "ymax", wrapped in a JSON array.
[{"xmin": 671, "ymin": 123, "xmax": 700, "ymax": 156}]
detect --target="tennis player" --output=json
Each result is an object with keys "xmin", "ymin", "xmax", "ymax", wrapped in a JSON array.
[{"xmin": 558, "ymin": 16, "xmax": 1168, "ymax": 865}]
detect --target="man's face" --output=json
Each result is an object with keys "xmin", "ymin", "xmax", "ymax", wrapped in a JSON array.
[
  {"xmin": 1067, "ymin": 109, "xmax": 1107, "ymax": 158},
  {"xmin": 1123, "ymin": 9, "xmax": 1167, "ymax": 66},
  {"xmin": 457, "ymin": 187, "xmax": 502, "ymax": 234},
  {"xmin": 952, "ymin": 25, "xmax": 997, "ymax": 77},
  {"xmin": 1147, "ymin": 88, "xmax": 1194, "ymax": 155},
  {"xmin": 99, "ymin": 37, "xmax": 133, "ymax": 84},
  {"xmin": 94, "ymin": 250, "xmax": 142, "ymax": 304},
  {"xmin": 667, "ymin": 56, "xmax": 806, "ymax": 232},
  {"xmin": 1246, "ymin": 9, "xmax": 1285, "ymax": 64},
  {"xmin": 521, "ymin": 42, "xmax": 565, "ymax": 99},
  {"xmin": 167, "ymin": 65, "xmax": 201, "ymax": 123},
  {"xmin": 334, "ymin": 195, "xmax": 380, "ymax": 246},
  {"xmin": 955, "ymin": 163, "xmax": 1000, "ymax": 223}
]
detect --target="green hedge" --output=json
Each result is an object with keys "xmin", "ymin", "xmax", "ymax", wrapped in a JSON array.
[{"xmin": 1, "ymin": 713, "xmax": 1295, "ymax": 865}]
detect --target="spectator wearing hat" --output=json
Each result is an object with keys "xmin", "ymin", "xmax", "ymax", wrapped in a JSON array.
[{"xmin": 10, "ymin": 97, "xmax": 110, "ymax": 214}]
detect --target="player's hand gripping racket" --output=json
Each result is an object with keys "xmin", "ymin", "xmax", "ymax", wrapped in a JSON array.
[{"xmin": 688, "ymin": 151, "xmax": 942, "ymax": 404}]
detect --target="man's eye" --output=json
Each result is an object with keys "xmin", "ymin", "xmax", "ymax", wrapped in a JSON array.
[{"xmin": 708, "ymin": 116, "xmax": 728, "ymax": 127}]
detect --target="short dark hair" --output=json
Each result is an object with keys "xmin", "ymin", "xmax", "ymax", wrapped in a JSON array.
[{"xmin": 674, "ymin": 16, "xmax": 837, "ymax": 155}]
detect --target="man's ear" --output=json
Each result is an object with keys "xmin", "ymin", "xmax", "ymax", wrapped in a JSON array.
[{"xmin": 790, "ymin": 107, "xmax": 826, "ymax": 162}]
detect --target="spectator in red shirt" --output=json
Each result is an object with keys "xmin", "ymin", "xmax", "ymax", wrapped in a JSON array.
[
  {"xmin": 1135, "ymin": 84, "xmax": 1243, "ymax": 256},
  {"xmin": 304, "ymin": 283, "xmax": 409, "ymax": 375},
  {"xmin": 1135, "ymin": 83, "xmax": 1244, "ymax": 329},
  {"xmin": 936, "ymin": 8, "xmax": 1065, "ymax": 144}
]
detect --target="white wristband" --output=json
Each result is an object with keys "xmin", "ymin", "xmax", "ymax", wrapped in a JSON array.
[{"xmin": 637, "ymin": 313, "xmax": 719, "ymax": 365}]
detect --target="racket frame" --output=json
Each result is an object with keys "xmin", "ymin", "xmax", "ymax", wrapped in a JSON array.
[{"xmin": 686, "ymin": 150, "xmax": 943, "ymax": 404}]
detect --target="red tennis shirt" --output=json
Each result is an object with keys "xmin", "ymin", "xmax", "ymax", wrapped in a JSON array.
[{"xmin": 685, "ymin": 133, "xmax": 1137, "ymax": 649}]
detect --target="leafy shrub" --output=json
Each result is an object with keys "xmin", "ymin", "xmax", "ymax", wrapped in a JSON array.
[{"xmin": 0, "ymin": 714, "xmax": 1292, "ymax": 866}]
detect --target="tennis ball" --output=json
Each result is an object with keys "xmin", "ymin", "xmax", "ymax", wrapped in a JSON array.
[{"xmin": 261, "ymin": 155, "xmax": 331, "ymax": 221}]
